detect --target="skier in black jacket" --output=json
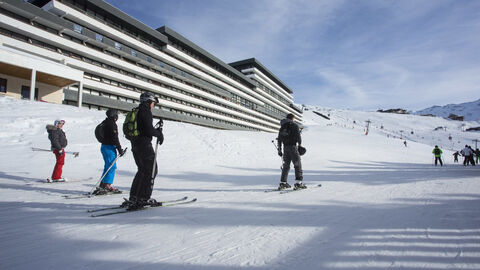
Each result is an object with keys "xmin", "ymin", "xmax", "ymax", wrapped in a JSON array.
[
  {"xmin": 127, "ymin": 92, "xmax": 164, "ymax": 209},
  {"xmin": 97, "ymin": 109, "xmax": 125, "ymax": 193},
  {"xmin": 277, "ymin": 113, "xmax": 305, "ymax": 190}
]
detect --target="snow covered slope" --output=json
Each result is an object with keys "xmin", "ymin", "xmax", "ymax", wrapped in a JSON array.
[
  {"xmin": 1, "ymin": 96, "xmax": 480, "ymax": 270},
  {"xmin": 415, "ymin": 98, "xmax": 480, "ymax": 121}
]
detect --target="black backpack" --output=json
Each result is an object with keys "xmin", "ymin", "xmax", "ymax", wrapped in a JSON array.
[
  {"xmin": 434, "ymin": 148, "xmax": 441, "ymax": 155},
  {"xmin": 95, "ymin": 120, "xmax": 106, "ymax": 144},
  {"xmin": 278, "ymin": 122, "xmax": 295, "ymax": 143}
]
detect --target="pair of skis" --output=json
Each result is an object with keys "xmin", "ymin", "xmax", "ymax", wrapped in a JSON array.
[
  {"xmin": 265, "ymin": 184, "xmax": 322, "ymax": 194},
  {"xmin": 88, "ymin": 196, "xmax": 197, "ymax": 217}
]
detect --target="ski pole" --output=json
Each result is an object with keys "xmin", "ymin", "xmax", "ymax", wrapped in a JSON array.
[
  {"xmin": 150, "ymin": 120, "xmax": 163, "ymax": 182},
  {"xmin": 32, "ymin": 147, "xmax": 80, "ymax": 157},
  {"xmin": 272, "ymin": 140, "xmax": 283, "ymax": 170},
  {"xmin": 89, "ymin": 147, "xmax": 127, "ymax": 195}
]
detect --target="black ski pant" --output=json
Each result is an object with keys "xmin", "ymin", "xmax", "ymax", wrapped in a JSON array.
[
  {"xmin": 130, "ymin": 139, "xmax": 157, "ymax": 201},
  {"xmin": 435, "ymin": 157, "xmax": 443, "ymax": 166},
  {"xmin": 280, "ymin": 145, "xmax": 303, "ymax": 182}
]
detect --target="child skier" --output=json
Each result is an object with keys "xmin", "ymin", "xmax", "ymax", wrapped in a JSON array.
[{"xmin": 46, "ymin": 119, "xmax": 67, "ymax": 181}]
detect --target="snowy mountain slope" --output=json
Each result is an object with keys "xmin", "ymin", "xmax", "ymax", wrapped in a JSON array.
[
  {"xmin": 1, "ymin": 96, "xmax": 480, "ymax": 270},
  {"xmin": 307, "ymin": 105, "xmax": 480, "ymax": 151},
  {"xmin": 415, "ymin": 98, "xmax": 480, "ymax": 121}
]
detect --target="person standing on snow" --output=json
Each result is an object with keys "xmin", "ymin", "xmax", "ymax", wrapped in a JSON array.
[
  {"xmin": 468, "ymin": 146, "xmax": 476, "ymax": 166},
  {"xmin": 277, "ymin": 113, "xmax": 305, "ymax": 190},
  {"xmin": 460, "ymin": 145, "xmax": 473, "ymax": 166},
  {"xmin": 97, "ymin": 109, "xmax": 125, "ymax": 194},
  {"xmin": 432, "ymin": 145, "xmax": 443, "ymax": 166},
  {"xmin": 125, "ymin": 92, "xmax": 164, "ymax": 209},
  {"xmin": 453, "ymin": 151, "xmax": 460, "ymax": 163},
  {"xmin": 475, "ymin": 148, "xmax": 480, "ymax": 164},
  {"xmin": 46, "ymin": 119, "xmax": 67, "ymax": 181}
]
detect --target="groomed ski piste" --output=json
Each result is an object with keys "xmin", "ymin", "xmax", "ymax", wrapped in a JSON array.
[{"xmin": 1, "ymin": 96, "xmax": 479, "ymax": 270}]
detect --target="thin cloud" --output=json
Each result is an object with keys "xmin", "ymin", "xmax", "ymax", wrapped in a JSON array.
[{"xmin": 107, "ymin": 0, "xmax": 480, "ymax": 110}]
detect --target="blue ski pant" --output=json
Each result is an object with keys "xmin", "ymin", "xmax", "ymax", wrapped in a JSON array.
[{"xmin": 101, "ymin": 144, "xmax": 117, "ymax": 184}]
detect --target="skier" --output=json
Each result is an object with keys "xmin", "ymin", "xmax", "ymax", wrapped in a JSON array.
[
  {"xmin": 453, "ymin": 151, "xmax": 460, "ymax": 163},
  {"xmin": 46, "ymin": 119, "xmax": 67, "ymax": 181},
  {"xmin": 468, "ymin": 146, "xmax": 476, "ymax": 166},
  {"xmin": 124, "ymin": 92, "xmax": 164, "ymax": 209},
  {"xmin": 404, "ymin": 141, "xmax": 407, "ymax": 147},
  {"xmin": 277, "ymin": 113, "xmax": 305, "ymax": 190},
  {"xmin": 96, "ymin": 109, "xmax": 125, "ymax": 194},
  {"xmin": 432, "ymin": 145, "xmax": 443, "ymax": 166},
  {"xmin": 460, "ymin": 145, "xmax": 473, "ymax": 166}
]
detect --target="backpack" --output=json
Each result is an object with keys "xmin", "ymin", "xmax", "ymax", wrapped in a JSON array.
[
  {"xmin": 278, "ymin": 122, "xmax": 295, "ymax": 143},
  {"xmin": 123, "ymin": 107, "xmax": 140, "ymax": 140},
  {"xmin": 94, "ymin": 121, "xmax": 106, "ymax": 144},
  {"xmin": 434, "ymin": 148, "xmax": 441, "ymax": 155}
]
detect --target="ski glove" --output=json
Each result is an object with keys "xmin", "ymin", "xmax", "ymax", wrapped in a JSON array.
[
  {"xmin": 157, "ymin": 132, "xmax": 164, "ymax": 145},
  {"xmin": 58, "ymin": 149, "xmax": 64, "ymax": 156},
  {"xmin": 278, "ymin": 151, "xmax": 283, "ymax": 157},
  {"xmin": 118, "ymin": 148, "xmax": 126, "ymax": 157}
]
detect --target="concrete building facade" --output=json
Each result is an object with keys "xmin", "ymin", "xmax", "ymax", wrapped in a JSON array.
[{"xmin": 0, "ymin": 0, "xmax": 302, "ymax": 132}]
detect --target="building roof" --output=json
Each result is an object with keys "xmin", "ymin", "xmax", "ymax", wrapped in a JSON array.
[
  {"xmin": 81, "ymin": 0, "xmax": 169, "ymax": 45},
  {"xmin": 229, "ymin": 58, "xmax": 293, "ymax": 94},
  {"xmin": 157, "ymin": 26, "xmax": 255, "ymax": 89}
]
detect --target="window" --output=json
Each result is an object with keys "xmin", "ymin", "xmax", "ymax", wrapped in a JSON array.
[
  {"xmin": 146, "ymin": 56, "xmax": 152, "ymax": 63},
  {"xmin": 114, "ymin": 42, "xmax": 122, "ymax": 50},
  {"xmin": 131, "ymin": 50, "xmax": 137, "ymax": 57},
  {"xmin": 0, "ymin": 78, "xmax": 6, "ymax": 93},
  {"xmin": 95, "ymin": 33, "xmax": 103, "ymax": 42},
  {"xmin": 73, "ymin": 24, "xmax": 83, "ymax": 34},
  {"xmin": 21, "ymin": 85, "xmax": 38, "ymax": 100}
]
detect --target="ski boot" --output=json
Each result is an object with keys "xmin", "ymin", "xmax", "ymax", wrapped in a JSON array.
[
  {"xmin": 126, "ymin": 198, "xmax": 150, "ymax": 211},
  {"xmin": 103, "ymin": 183, "xmax": 122, "ymax": 194},
  {"xmin": 92, "ymin": 187, "xmax": 108, "ymax": 195},
  {"xmin": 146, "ymin": 198, "xmax": 163, "ymax": 207},
  {"xmin": 294, "ymin": 181, "xmax": 307, "ymax": 190},
  {"xmin": 277, "ymin": 182, "xmax": 291, "ymax": 190}
]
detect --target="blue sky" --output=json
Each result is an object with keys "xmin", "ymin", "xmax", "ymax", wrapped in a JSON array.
[{"xmin": 106, "ymin": 0, "xmax": 480, "ymax": 111}]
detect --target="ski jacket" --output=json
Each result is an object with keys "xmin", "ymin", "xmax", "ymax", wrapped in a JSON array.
[
  {"xmin": 135, "ymin": 103, "xmax": 162, "ymax": 143},
  {"xmin": 101, "ymin": 117, "xmax": 122, "ymax": 151},
  {"xmin": 461, "ymin": 147, "xmax": 473, "ymax": 156},
  {"xmin": 277, "ymin": 118, "xmax": 302, "ymax": 149},
  {"xmin": 46, "ymin": 125, "xmax": 67, "ymax": 151},
  {"xmin": 432, "ymin": 147, "xmax": 442, "ymax": 157}
]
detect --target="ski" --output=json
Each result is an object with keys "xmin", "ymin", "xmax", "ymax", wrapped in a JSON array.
[
  {"xmin": 280, "ymin": 184, "xmax": 322, "ymax": 194},
  {"xmin": 63, "ymin": 191, "xmax": 123, "ymax": 199},
  {"xmin": 90, "ymin": 198, "xmax": 197, "ymax": 217},
  {"xmin": 31, "ymin": 147, "xmax": 80, "ymax": 157},
  {"xmin": 87, "ymin": 196, "xmax": 188, "ymax": 212},
  {"xmin": 265, "ymin": 184, "xmax": 321, "ymax": 193}
]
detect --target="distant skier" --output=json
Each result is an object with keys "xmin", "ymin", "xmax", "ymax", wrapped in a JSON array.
[
  {"xmin": 460, "ymin": 145, "xmax": 474, "ymax": 166},
  {"xmin": 46, "ymin": 119, "xmax": 67, "ymax": 181},
  {"xmin": 277, "ymin": 113, "xmax": 305, "ymax": 190},
  {"xmin": 468, "ymin": 146, "xmax": 476, "ymax": 166},
  {"xmin": 96, "ymin": 109, "xmax": 125, "ymax": 194},
  {"xmin": 475, "ymin": 148, "xmax": 480, "ymax": 164},
  {"xmin": 432, "ymin": 145, "xmax": 443, "ymax": 166},
  {"xmin": 453, "ymin": 151, "xmax": 460, "ymax": 163},
  {"xmin": 403, "ymin": 141, "xmax": 407, "ymax": 147},
  {"xmin": 123, "ymin": 92, "xmax": 164, "ymax": 209}
]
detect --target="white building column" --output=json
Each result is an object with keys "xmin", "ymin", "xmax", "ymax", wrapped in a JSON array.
[
  {"xmin": 77, "ymin": 80, "xmax": 83, "ymax": 107},
  {"xmin": 30, "ymin": 68, "xmax": 36, "ymax": 101}
]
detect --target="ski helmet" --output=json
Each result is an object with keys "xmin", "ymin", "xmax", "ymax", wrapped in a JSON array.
[
  {"xmin": 298, "ymin": 145, "xmax": 307, "ymax": 156},
  {"xmin": 140, "ymin": 92, "xmax": 159, "ymax": 104},
  {"xmin": 54, "ymin": 119, "xmax": 65, "ymax": 126},
  {"xmin": 106, "ymin": 108, "xmax": 118, "ymax": 119}
]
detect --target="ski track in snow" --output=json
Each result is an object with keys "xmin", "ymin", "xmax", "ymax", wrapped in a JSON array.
[{"xmin": 0, "ymin": 96, "xmax": 480, "ymax": 270}]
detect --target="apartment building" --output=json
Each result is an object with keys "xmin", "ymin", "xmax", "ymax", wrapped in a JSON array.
[{"xmin": 0, "ymin": 0, "xmax": 302, "ymax": 132}]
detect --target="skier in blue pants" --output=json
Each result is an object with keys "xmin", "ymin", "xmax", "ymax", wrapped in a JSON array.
[{"xmin": 98, "ymin": 109, "xmax": 125, "ymax": 193}]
